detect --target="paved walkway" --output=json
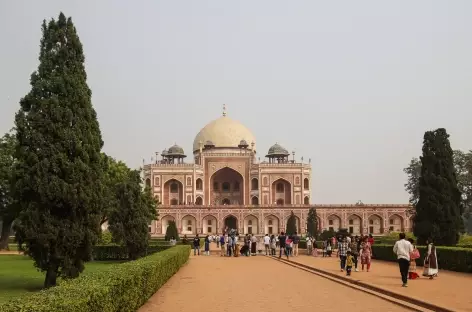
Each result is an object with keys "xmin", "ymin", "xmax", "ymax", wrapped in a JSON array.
[
  {"xmin": 291, "ymin": 253, "xmax": 472, "ymax": 312},
  {"xmin": 139, "ymin": 253, "xmax": 409, "ymax": 312}
]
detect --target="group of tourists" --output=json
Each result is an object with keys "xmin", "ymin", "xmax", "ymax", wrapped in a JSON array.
[
  {"xmin": 393, "ymin": 232, "xmax": 438, "ymax": 287},
  {"xmin": 190, "ymin": 229, "xmax": 440, "ymax": 288}
]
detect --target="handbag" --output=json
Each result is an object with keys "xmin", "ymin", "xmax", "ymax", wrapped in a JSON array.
[{"xmin": 410, "ymin": 249, "xmax": 420, "ymax": 260}]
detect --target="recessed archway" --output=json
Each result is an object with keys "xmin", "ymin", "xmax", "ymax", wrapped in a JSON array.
[
  {"xmin": 251, "ymin": 178, "xmax": 259, "ymax": 190},
  {"xmin": 244, "ymin": 215, "xmax": 259, "ymax": 235},
  {"xmin": 264, "ymin": 215, "xmax": 280, "ymax": 235},
  {"xmin": 196, "ymin": 178, "xmax": 203, "ymax": 190},
  {"xmin": 164, "ymin": 179, "xmax": 184, "ymax": 205},
  {"xmin": 195, "ymin": 197, "xmax": 203, "ymax": 205},
  {"xmin": 251, "ymin": 196, "xmax": 259, "ymax": 205},
  {"xmin": 304, "ymin": 196, "xmax": 309, "ymax": 205},
  {"xmin": 202, "ymin": 215, "xmax": 218, "ymax": 235},
  {"xmin": 145, "ymin": 178, "xmax": 151, "ymax": 188},
  {"xmin": 347, "ymin": 214, "xmax": 362, "ymax": 235},
  {"xmin": 303, "ymin": 178, "xmax": 309, "ymax": 190},
  {"xmin": 368, "ymin": 214, "xmax": 383, "ymax": 235},
  {"xmin": 222, "ymin": 198, "xmax": 231, "ymax": 205},
  {"xmin": 327, "ymin": 214, "xmax": 342, "ymax": 232},
  {"xmin": 224, "ymin": 215, "xmax": 238, "ymax": 231},
  {"xmin": 388, "ymin": 214, "xmax": 404, "ymax": 232},
  {"xmin": 160, "ymin": 215, "xmax": 175, "ymax": 234},
  {"xmin": 211, "ymin": 167, "xmax": 244, "ymax": 205},
  {"xmin": 272, "ymin": 178, "xmax": 291, "ymax": 205},
  {"xmin": 181, "ymin": 215, "xmax": 197, "ymax": 235}
]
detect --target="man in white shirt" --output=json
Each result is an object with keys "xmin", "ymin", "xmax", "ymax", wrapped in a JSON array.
[
  {"xmin": 393, "ymin": 232, "xmax": 414, "ymax": 287},
  {"xmin": 263, "ymin": 234, "xmax": 271, "ymax": 255}
]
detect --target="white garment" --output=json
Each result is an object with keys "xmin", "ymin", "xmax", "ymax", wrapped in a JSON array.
[
  {"xmin": 263, "ymin": 236, "xmax": 270, "ymax": 245},
  {"xmin": 393, "ymin": 239, "xmax": 413, "ymax": 261}
]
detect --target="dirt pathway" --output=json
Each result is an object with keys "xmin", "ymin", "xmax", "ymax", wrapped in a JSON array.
[{"xmin": 139, "ymin": 254, "xmax": 409, "ymax": 312}]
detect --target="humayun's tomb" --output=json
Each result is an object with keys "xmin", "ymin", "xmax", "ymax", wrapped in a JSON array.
[{"xmin": 143, "ymin": 106, "xmax": 411, "ymax": 237}]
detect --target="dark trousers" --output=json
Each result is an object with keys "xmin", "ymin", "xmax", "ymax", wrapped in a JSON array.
[
  {"xmin": 353, "ymin": 254, "xmax": 358, "ymax": 268},
  {"xmin": 346, "ymin": 266, "xmax": 352, "ymax": 276},
  {"xmin": 398, "ymin": 258, "xmax": 410, "ymax": 284},
  {"xmin": 227, "ymin": 245, "xmax": 232, "ymax": 257},
  {"xmin": 340, "ymin": 255, "xmax": 347, "ymax": 269},
  {"xmin": 279, "ymin": 246, "xmax": 286, "ymax": 258}
]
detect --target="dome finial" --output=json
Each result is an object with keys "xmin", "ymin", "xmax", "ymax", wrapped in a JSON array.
[{"xmin": 222, "ymin": 104, "xmax": 227, "ymax": 116}]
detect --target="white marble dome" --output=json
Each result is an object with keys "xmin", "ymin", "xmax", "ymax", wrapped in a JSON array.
[{"xmin": 193, "ymin": 115, "xmax": 256, "ymax": 152}]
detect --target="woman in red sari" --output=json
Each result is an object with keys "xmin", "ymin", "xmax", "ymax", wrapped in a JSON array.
[{"xmin": 408, "ymin": 238, "xmax": 420, "ymax": 279}]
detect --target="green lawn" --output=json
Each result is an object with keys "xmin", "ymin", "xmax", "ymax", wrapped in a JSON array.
[{"xmin": 0, "ymin": 255, "xmax": 121, "ymax": 304}]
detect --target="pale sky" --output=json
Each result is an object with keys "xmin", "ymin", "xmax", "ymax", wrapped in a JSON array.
[{"xmin": 1, "ymin": 1, "xmax": 471, "ymax": 204}]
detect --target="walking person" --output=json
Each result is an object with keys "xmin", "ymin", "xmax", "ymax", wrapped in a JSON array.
[
  {"xmin": 423, "ymin": 238, "xmax": 439, "ymax": 279},
  {"xmin": 251, "ymin": 234, "xmax": 257, "ymax": 256},
  {"xmin": 349, "ymin": 236, "xmax": 359, "ymax": 272},
  {"xmin": 360, "ymin": 236, "xmax": 372, "ymax": 272},
  {"xmin": 204, "ymin": 235, "xmax": 210, "ymax": 256},
  {"xmin": 220, "ymin": 234, "xmax": 226, "ymax": 256},
  {"xmin": 216, "ymin": 234, "xmax": 220, "ymax": 248},
  {"xmin": 193, "ymin": 234, "xmax": 200, "ymax": 256},
  {"xmin": 312, "ymin": 237, "xmax": 318, "ymax": 256},
  {"xmin": 227, "ymin": 235, "xmax": 233, "ymax": 257},
  {"xmin": 408, "ymin": 238, "xmax": 420, "ymax": 280},
  {"xmin": 346, "ymin": 251, "xmax": 354, "ymax": 276},
  {"xmin": 306, "ymin": 236, "xmax": 313, "ymax": 256},
  {"xmin": 270, "ymin": 234, "xmax": 276, "ymax": 256},
  {"xmin": 285, "ymin": 236, "xmax": 293, "ymax": 259},
  {"xmin": 292, "ymin": 232, "xmax": 300, "ymax": 256},
  {"xmin": 263, "ymin": 234, "xmax": 270, "ymax": 255},
  {"xmin": 337, "ymin": 237, "xmax": 349, "ymax": 272},
  {"xmin": 278, "ymin": 231, "xmax": 287, "ymax": 259},
  {"xmin": 393, "ymin": 232, "xmax": 413, "ymax": 287}
]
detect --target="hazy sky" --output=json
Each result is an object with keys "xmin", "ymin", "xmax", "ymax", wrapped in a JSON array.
[{"xmin": 1, "ymin": 1, "xmax": 471, "ymax": 204}]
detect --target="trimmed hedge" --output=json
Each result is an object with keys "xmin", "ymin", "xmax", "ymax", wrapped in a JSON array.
[
  {"xmin": 371, "ymin": 244, "xmax": 472, "ymax": 273},
  {"xmin": 1, "ymin": 245, "xmax": 190, "ymax": 312},
  {"xmin": 92, "ymin": 244, "xmax": 172, "ymax": 260}
]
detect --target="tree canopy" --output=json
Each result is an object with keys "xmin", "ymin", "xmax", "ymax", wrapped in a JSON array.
[
  {"xmin": 405, "ymin": 150, "xmax": 472, "ymax": 234},
  {"xmin": 306, "ymin": 207, "xmax": 318, "ymax": 238},
  {"xmin": 108, "ymin": 170, "xmax": 158, "ymax": 259},
  {"xmin": 285, "ymin": 211, "xmax": 297, "ymax": 235},
  {"xmin": 165, "ymin": 220, "xmax": 179, "ymax": 241},
  {"xmin": 413, "ymin": 129, "xmax": 462, "ymax": 245},
  {"xmin": 13, "ymin": 12, "xmax": 104, "ymax": 287}
]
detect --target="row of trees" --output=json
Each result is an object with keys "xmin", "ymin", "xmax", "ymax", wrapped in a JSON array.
[
  {"xmin": 0, "ymin": 13, "xmax": 157, "ymax": 288},
  {"xmin": 404, "ymin": 128, "xmax": 471, "ymax": 245}
]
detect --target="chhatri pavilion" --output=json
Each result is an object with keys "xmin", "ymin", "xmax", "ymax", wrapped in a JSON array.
[{"xmin": 143, "ymin": 106, "xmax": 410, "ymax": 237}]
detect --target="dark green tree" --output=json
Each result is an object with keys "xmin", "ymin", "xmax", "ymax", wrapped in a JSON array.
[
  {"xmin": 100, "ymin": 153, "xmax": 130, "ymax": 226},
  {"xmin": 414, "ymin": 129, "xmax": 462, "ymax": 245},
  {"xmin": 285, "ymin": 211, "xmax": 297, "ymax": 235},
  {"xmin": 165, "ymin": 220, "xmax": 179, "ymax": 241},
  {"xmin": 108, "ymin": 170, "xmax": 157, "ymax": 260},
  {"xmin": 13, "ymin": 13, "xmax": 104, "ymax": 288},
  {"xmin": 306, "ymin": 207, "xmax": 318, "ymax": 238},
  {"xmin": 0, "ymin": 131, "xmax": 19, "ymax": 250}
]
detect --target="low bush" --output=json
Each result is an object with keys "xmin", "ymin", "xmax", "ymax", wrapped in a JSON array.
[
  {"xmin": 93, "ymin": 244, "xmax": 171, "ymax": 261},
  {"xmin": 1, "ymin": 245, "xmax": 190, "ymax": 312},
  {"xmin": 371, "ymin": 244, "xmax": 472, "ymax": 273}
]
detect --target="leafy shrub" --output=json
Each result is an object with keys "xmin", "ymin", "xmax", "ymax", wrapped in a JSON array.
[
  {"xmin": 164, "ymin": 220, "xmax": 179, "ymax": 241},
  {"xmin": 0, "ymin": 245, "xmax": 190, "ymax": 312},
  {"xmin": 98, "ymin": 230, "xmax": 113, "ymax": 245},
  {"xmin": 371, "ymin": 244, "xmax": 472, "ymax": 273},
  {"xmin": 93, "ymin": 244, "xmax": 171, "ymax": 261}
]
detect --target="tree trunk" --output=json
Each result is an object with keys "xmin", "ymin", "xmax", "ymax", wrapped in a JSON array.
[
  {"xmin": 44, "ymin": 264, "xmax": 58, "ymax": 288},
  {"xmin": 0, "ymin": 219, "xmax": 12, "ymax": 250}
]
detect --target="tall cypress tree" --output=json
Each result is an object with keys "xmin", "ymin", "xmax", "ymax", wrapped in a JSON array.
[
  {"xmin": 286, "ymin": 211, "xmax": 297, "ymax": 235},
  {"xmin": 414, "ymin": 128, "xmax": 462, "ymax": 246},
  {"xmin": 13, "ymin": 13, "xmax": 103, "ymax": 287},
  {"xmin": 306, "ymin": 207, "xmax": 318, "ymax": 238}
]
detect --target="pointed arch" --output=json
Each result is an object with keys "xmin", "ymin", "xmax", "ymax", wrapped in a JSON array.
[
  {"xmin": 211, "ymin": 167, "xmax": 244, "ymax": 205},
  {"xmin": 326, "ymin": 214, "xmax": 342, "ymax": 232},
  {"xmin": 195, "ymin": 196, "xmax": 203, "ymax": 205},
  {"xmin": 181, "ymin": 214, "xmax": 197, "ymax": 235},
  {"xmin": 202, "ymin": 214, "xmax": 218, "ymax": 235},
  {"xmin": 388, "ymin": 214, "xmax": 404, "ymax": 232},
  {"xmin": 368, "ymin": 213, "xmax": 384, "ymax": 234},
  {"xmin": 272, "ymin": 177, "xmax": 292, "ymax": 205},
  {"xmin": 251, "ymin": 196, "xmax": 259, "ymax": 205},
  {"xmin": 164, "ymin": 179, "xmax": 184, "ymax": 205},
  {"xmin": 264, "ymin": 214, "xmax": 280, "ymax": 235},
  {"xmin": 244, "ymin": 214, "xmax": 259, "ymax": 235},
  {"xmin": 346, "ymin": 213, "xmax": 363, "ymax": 235}
]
